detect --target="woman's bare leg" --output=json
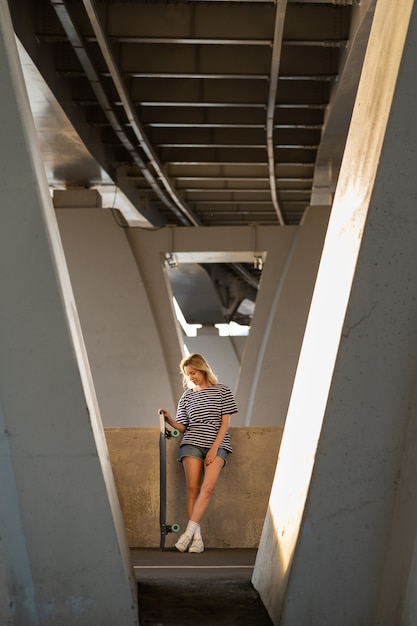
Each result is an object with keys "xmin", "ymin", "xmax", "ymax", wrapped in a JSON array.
[
  {"xmin": 182, "ymin": 456, "xmax": 204, "ymax": 519},
  {"xmin": 176, "ymin": 455, "xmax": 225, "ymax": 552},
  {"xmin": 187, "ymin": 456, "xmax": 224, "ymax": 524}
]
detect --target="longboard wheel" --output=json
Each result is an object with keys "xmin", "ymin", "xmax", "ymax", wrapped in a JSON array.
[
  {"xmin": 166, "ymin": 523, "xmax": 180, "ymax": 534},
  {"xmin": 165, "ymin": 428, "xmax": 180, "ymax": 439}
]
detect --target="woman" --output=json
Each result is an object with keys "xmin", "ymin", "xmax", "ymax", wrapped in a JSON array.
[{"xmin": 160, "ymin": 353, "xmax": 238, "ymax": 553}]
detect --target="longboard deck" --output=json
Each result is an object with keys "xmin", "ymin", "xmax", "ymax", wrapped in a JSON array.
[{"xmin": 158, "ymin": 410, "xmax": 180, "ymax": 550}]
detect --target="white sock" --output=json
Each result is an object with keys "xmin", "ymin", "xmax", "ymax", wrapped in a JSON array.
[
  {"xmin": 185, "ymin": 520, "xmax": 199, "ymax": 538},
  {"xmin": 193, "ymin": 524, "xmax": 202, "ymax": 539}
]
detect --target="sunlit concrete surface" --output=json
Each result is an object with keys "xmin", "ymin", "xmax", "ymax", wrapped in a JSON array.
[{"xmin": 253, "ymin": 1, "xmax": 417, "ymax": 624}]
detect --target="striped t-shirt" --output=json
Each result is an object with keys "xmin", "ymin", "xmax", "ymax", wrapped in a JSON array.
[{"xmin": 176, "ymin": 384, "xmax": 238, "ymax": 453}]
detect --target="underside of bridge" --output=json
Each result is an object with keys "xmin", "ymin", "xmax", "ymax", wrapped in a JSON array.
[{"xmin": 9, "ymin": 0, "xmax": 374, "ymax": 326}]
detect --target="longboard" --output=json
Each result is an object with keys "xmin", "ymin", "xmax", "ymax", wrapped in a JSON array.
[{"xmin": 158, "ymin": 410, "xmax": 180, "ymax": 550}]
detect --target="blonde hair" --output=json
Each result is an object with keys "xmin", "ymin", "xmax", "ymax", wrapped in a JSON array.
[{"xmin": 180, "ymin": 353, "xmax": 218, "ymax": 389}]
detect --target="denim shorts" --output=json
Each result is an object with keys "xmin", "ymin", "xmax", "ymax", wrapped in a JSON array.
[{"xmin": 178, "ymin": 444, "xmax": 230, "ymax": 466}]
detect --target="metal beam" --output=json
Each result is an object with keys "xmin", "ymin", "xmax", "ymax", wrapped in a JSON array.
[{"xmin": 266, "ymin": 1, "xmax": 288, "ymax": 226}]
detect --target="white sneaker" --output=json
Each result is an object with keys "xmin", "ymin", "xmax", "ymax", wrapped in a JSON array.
[
  {"xmin": 175, "ymin": 533, "xmax": 193, "ymax": 553},
  {"xmin": 188, "ymin": 537, "xmax": 204, "ymax": 553}
]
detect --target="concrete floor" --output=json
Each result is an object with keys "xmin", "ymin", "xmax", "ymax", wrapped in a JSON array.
[{"xmin": 132, "ymin": 548, "xmax": 273, "ymax": 625}]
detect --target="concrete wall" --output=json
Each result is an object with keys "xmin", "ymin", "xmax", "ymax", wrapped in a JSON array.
[{"xmin": 106, "ymin": 426, "xmax": 282, "ymax": 548}]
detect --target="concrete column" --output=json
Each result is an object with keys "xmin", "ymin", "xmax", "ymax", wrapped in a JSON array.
[
  {"xmin": 253, "ymin": 1, "xmax": 417, "ymax": 624},
  {"xmin": 0, "ymin": 2, "xmax": 138, "ymax": 624},
  {"xmin": 56, "ymin": 206, "xmax": 173, "ymax": 427},
  {"xmin": 235, "ymin": 206, "xmax": 330, "ymax": 427}
]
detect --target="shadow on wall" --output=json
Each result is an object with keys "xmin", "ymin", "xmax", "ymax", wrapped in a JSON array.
[{"xmin": 105, "ymin": 426, "xmax": 283, "ymax": 549}]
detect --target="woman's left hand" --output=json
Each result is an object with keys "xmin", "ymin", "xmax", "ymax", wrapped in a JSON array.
[{"xmin": 205, "ymin": 446, "xmax": 218, "ymax": 465}]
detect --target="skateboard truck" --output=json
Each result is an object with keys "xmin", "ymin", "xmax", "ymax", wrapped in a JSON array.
[{"xmin": 158, "ymin": 410, "xmax": 180, "ymax": 550}]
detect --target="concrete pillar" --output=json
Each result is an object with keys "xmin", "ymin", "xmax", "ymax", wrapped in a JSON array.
[
  {"xmin": 236, "ymin": 206, "xmax": 330, "ymax": 427},
  {"xmin": 56, "ymin": 207, "xmax": 173, "ymax": 427},
  {"xmin": 0, "ymin": 2, "xmax": 138, "ymax": 624},
  {"xmin": 253, "ymin": 1, "xmax": 417, "ymax": 624}
]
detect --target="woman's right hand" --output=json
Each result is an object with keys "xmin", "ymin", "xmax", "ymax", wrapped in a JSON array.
[
  {"xmin": 159, "ymin": 408, "xmax": 185, "ymax": 433},
  {"xmin": 159, "ymin": 408, "xmax": 172, "ymax": 425}
]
